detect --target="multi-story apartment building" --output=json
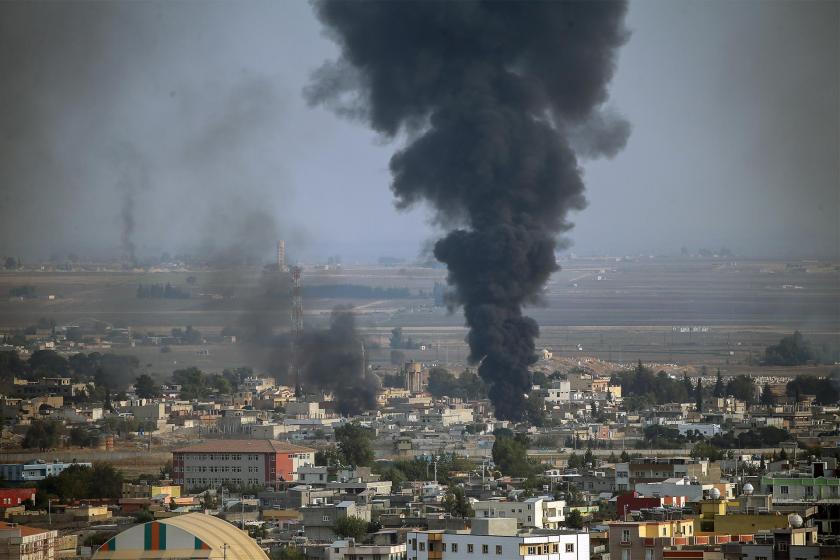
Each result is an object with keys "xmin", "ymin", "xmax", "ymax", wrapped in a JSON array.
[
  {"xmin": 761, "ymin": 462, "xmax": 840, "ymax": 502},
  {"xmin": 472, "ymin": 497, "xmax": 565, "ymax": 530},
  {"xmin": 0, "ymin": 521, "xmax": 58, "ymax": 560},
  {"xmin": 407, "ymin": 518, "xmax": 590, "ymax": 560},
  {"xmin": 615, "ymin": 458, "xmax": 720, "ymax": 492},
  {"xmin": 172, "ymin": 439, "xmax": 314, "ymax": 491}
]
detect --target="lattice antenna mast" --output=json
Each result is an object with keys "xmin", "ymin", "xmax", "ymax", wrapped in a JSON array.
[{"xmin": 290, "ymin": 266, "xmax": 304, "ymax": 390}]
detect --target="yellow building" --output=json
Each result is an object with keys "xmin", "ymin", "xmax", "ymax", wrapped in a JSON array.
[{"xmin": 695, "ymin": 494, "xmax": 788, "ymax": 535}]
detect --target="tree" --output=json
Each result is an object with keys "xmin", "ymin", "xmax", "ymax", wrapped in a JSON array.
[
  {"xmin": 389, "ymin": 327, "xmax": 403, "ymax": 349},
  {"xmin": 334, "ymin": 423, "xmax": 374, "ymax": 467},
  {"xmin": 135, "ymin": 374, "xmax": 160, "ymax": 399},
  {"xmin": 682, "ymin": 373, "xmax": 693, "ymax": 398},
  {"xmin": 725, "ymin": 375, "xmax": 756, "ymax": 405},
  {"xmin": 389, "ymin": 350, "xmax": 406, "ymax": 366},
  {"xmin": 273, "ymin": 547, "xmax": 306, "ymax": 560},
  {"xmin": 713, "ymin": 369, "xmax": 725, "ymax": 398},
  {"xmin": 764, "ymin": 331, "xmax": 813, "ymax": 366},
  {"xmin": 315, "ymin": 447, "xmax": 343, "ymax": 467},
  {"xmin": 29, "ymin": 350, "xmax": 70, "ymax": 377},
  {"xmin": 3, "ymin": 257, "xmax": 17, "ymax": 270},
  {"xmin": 442, "ymin": 486, "xmax": 473, "ymax": 518},
  {"xmin": 695, "ymin": 378, "xmax": 703, "ymax": 412},
  {"xmin": 334, "ymin": 515, "xmax": 369, "ymax": 541},
  {"xmin": 566, "ymin": 509, "xmax": 584, "ymax": 529},
  {"xmin": 23, "ymin": 419, "xmax": 63, "ymax": 451},
  {"xmin": 492, "ymin": 432, "xmax": 537, "ymax": 478},
  {"xmin": 760, "ymin": 383, "xmax": 776, "ymax": 406}
]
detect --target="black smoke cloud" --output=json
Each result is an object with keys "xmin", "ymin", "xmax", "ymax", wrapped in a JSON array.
[
  {"xmin": 261, "ymin": 307, "xmax": 378, "ymax": 416},
  {"xmin": 298, "ymin": 309, "xmax": 379, "ymax": 416},
  {"xmin": 309, "ymin": 1, "xmax": 630, "ymax": 420}
]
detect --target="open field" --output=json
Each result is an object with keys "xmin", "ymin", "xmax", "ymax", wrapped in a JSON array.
[{"xmin": 1, "ymin": 257, "xmax": 837, "ymax": 374}]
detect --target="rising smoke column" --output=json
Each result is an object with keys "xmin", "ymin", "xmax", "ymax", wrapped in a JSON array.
[
  {"xmin": 111, "ymin": 143, "xmax": 150, "ymax": 267},
  {"xmin": 309, "ymin": 1, "xmax": 630, "ymax": 420},
  {"xmin": 298, "ymin": 308, "xmax": 379, "ymax": 416}
]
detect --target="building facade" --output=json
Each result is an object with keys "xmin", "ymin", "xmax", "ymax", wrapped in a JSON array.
[
  {"xmin": 407, "ymin": 519, "xmax": 590, "ymax": 560},
  {"xmin": 472, "ymin": 498, "xmax": 565, "ymax": 530},
  {"xmin": 172, "ymin": 439, "xmax": 314, "ymax": 491}
]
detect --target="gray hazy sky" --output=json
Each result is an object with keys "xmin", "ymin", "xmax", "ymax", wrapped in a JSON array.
[{"xmin": 0, "ymin": 0, "xmax": 837, "ymax": 262}]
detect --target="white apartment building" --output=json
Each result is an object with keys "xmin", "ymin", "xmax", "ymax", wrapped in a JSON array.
[
  {"xmin": 473, "ymin": 497, "xmax": 565, "ymax": 529},
  {"xmin": 408, "ymin": 519, "xmax": 589, "ymax": 560},
  {"xmin": 543, "ymin": 382, "xmax": 571, "ymax": 404}
]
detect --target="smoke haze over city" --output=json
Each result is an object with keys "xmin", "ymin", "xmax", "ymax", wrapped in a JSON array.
[{"xmin": 0, "ymin": 0, "xmax": 837, "ymax": 262}]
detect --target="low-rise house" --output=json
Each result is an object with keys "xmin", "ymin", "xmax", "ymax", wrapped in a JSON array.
[{"xmin": 301, "ymin": 501, "xmax": 371, "ymax": 542}]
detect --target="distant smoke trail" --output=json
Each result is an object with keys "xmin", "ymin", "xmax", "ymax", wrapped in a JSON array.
[
  {"xmin": 309, "ymin": 1, "xmax": 630, "ymax": 420},
  {"xmin": 113, "ymin": 144, "xmax": 149, "ymax": 267}
]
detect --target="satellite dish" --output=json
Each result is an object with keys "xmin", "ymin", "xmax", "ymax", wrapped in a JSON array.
[
  {"xmin": 743, "ymin": 483, "xmax": 754, "ymax": 495},
  {"xmin": 788, "ymin": 514, "xmax": 804, "ymax": 528},
  {"xmin": 709, "ymin": 488, "xmax": 721, "ymax": 500}
]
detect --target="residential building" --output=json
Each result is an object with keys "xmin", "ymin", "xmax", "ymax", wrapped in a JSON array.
[
  {"xmin": 407, "ymin": 518, "xmax": 590, "ymax": 560},
  {"xmin": 0, "ymin": 521, "xmax": 58, "ymax": 560},
  {"xmin": 761, "ymin": 463, "xmax": 840, "ymax": 502},
  {"xmin": 172, "ymin": 439, "xmax": 314, "ymax": 491},
  {"xmin": 472, "ymin": 497, "xmax": 565, "ymax": 529},
  {"xmin": 0, "ymin": 489, "xmax": 36, "ymax": 509},
  {"xmin": 301, "ymin": 501, "xmax": 372, "ymax": 542},
  {"xmin": 615, "ymin": 458, "xmax": 720, "ymax": 492},
  {"xmin": 607, "ymin": 520, "xmax": 697, "ymax": 560},
  {"xmin": 543, "ymin": 381, "xmax": 571, "ymax": 405},
  {"xmin": 0, "ymin": 460, "xmax": 92, "ymax": 483},
  {"xmin": 315, "ymin": 538, "xmax": 407, "ymax": 560}
]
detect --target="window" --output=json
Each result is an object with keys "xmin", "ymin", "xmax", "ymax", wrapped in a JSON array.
[
  {"xmin": 644, "ymin": 550, "xmax": 653, "ymax": 560},
  {"xmin": 621, "ymin": 529, "xmax": 631, "ymax": 543},
  {"xmin": 621, "ymin": 551, "xmax": 630, "ymax": 560},
  {"xmin": 662, "ymin": 527, "xmax": 667, "ymax": 536},
  {"xmin": 467, "ymin": 544, "xmax": 474, "ymax": 554},
  {"xmin": 565, "ymin": 544, "xmax": 574, "ymax": 553},
  {"xmin": 551, "ymin": 545, "xmax": 558, "ymax": 553},
  {"xmin": 780, "ymin": 486, "xmax": 789, "ymax": 494},
  {"xmin": 452, "ymin": 544, "xmax": 458, "ymax": 553},
  {"xmin": 495, "ymin": 546, "xmax": 502, "ymax": 555},
  {"xmin": 527, "ymin": 547, "xmax": 535, "ymax": 555},
  {"xmin": 527, "ymin": 516, "xmax": 531, "ymax": 522},
  {"xmin": 420, "ymin": 543, "xmax": 425, "ymax": 551},
  {"xmin": 482, "ymin": 545, "xmax": 488, "ymax": 554},
  {"xmin": 323, "ymin": 515, "xmax": 330, "ymax": 522},
  {"xmin": 442, "ymin": 544, "xmax": 447, "ymax": 552}
]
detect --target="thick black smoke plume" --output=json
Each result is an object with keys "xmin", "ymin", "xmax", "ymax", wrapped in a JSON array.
[
  {"xmin": 298, "ymin": 309, "xmax": 379, "ymax": 416},
  {"xmin": 309, "ymin": 1, "xmax": 630, "ymax": 420}
]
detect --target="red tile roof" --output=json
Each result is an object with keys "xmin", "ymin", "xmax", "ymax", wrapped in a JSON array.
[
  {"xmin": 174, "ymin": 439, "xmax": 314, "ymax": 454},
  {"xmin": 0, "ymin": 521, "xmax": 50, "ymax": 537}
]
